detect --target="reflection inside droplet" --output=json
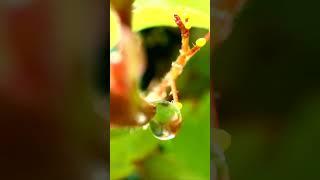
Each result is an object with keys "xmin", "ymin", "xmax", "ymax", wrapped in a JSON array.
[{"xmin": 149, "ymin": 100, "xmax": 182, "ymax": 140}]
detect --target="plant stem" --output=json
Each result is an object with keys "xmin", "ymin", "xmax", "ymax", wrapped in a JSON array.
[
  {"xmin": 146, "ymin": 32, "xmax": 210, "ymax": 102},
  {"xmin": 170, "ymin": 79, "xmax": 179, "ymax": 102},
  {"xmin": 145, "ymin": 14, "xmax": 210, "ymax": 105}
]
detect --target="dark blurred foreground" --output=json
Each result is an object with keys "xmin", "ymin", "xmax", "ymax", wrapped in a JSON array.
[{"xmin": 0, "ymin": 1, "xmax": 107, "ymax": 179}]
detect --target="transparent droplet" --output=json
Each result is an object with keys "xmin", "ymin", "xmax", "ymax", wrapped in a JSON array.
[{"xmin": 149, "ymin": 100, "xmax": 182, "ymax": 140}]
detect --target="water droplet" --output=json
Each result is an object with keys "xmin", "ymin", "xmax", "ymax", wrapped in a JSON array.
[{"xmin": 149, "ymin": 100, "xmax": 182, "ymax": 140}]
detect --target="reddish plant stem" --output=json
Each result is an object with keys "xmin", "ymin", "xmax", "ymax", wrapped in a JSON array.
[{"xmin": 147, "ymin": 32, "xmax": 210, "ymax": 102}]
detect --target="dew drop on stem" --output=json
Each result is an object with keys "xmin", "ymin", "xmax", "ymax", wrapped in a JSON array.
[{"xmin": 149, "ymin": 100, "xmax": 182, "ymax": 140}]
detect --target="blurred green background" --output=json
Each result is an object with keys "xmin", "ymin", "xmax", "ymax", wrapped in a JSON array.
[{"xmin": 214, "ymin": 0, "xmax": 320, "ymax": 179}]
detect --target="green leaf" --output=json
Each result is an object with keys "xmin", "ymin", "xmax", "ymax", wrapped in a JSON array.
[
  {"xmin": 132, "ymin": 0, "xmax": 210, "ymax": 32},
  {"xmin": 110, "ymin": 128, "xmax": 159, "ymax": 179}
]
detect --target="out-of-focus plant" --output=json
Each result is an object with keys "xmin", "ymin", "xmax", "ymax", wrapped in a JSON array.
[{"xmin": 213, "ymin": 0, "xmax": 246, "ymax": 179}]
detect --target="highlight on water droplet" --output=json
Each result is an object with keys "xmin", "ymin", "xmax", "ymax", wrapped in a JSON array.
[{"xmin": 149, "ymin": 100, "xmax": 182, "ymax": 140}]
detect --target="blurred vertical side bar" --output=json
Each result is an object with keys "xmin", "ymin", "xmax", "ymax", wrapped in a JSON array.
[
  {"xmin": 106, "ymin": 0, "xmax": 111, "ymax": 179},
  {"xmin": 211, "ymin": 0, "xmax": 215, "ymax": 179},
  {"xmin": 213, "ymin": 0, "xmax": 246, "ymax": 44},
  {"xmin": 212, "ymin": 0, "xmax": 246, "ymax": 180},
  {"xmin": 1, "ymin": 0, "xmax": 107, "ymax": 179},
  {"xmin": 2, "ymin": 1, "xmax": 67, "ymax": 179}
]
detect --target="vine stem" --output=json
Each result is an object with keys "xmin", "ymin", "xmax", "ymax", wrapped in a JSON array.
[
  {"xmin": 145, "ymin": 14, "xmax": 211, "ymax": 104},
  {"xmin": 170, "ymin": 79, "xmax": 179, "ymax": 102}
]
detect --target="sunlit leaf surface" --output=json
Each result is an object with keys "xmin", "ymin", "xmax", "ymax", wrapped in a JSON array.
[{"xmin": 132, "ymin": 0, "xmax": 210, "ymax": 31}]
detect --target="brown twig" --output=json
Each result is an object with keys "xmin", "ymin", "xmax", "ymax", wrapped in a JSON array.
[
  {"xmin": 146, "ymin": 14, "xmax": 210, "ymax": 103},
  {"xmin": 170, "ymin": 79, "xmax": 179, "ymax": 102},
  {"xmin": 174, "ymin": 14, "xmax": 190, "ymax": 53}
]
